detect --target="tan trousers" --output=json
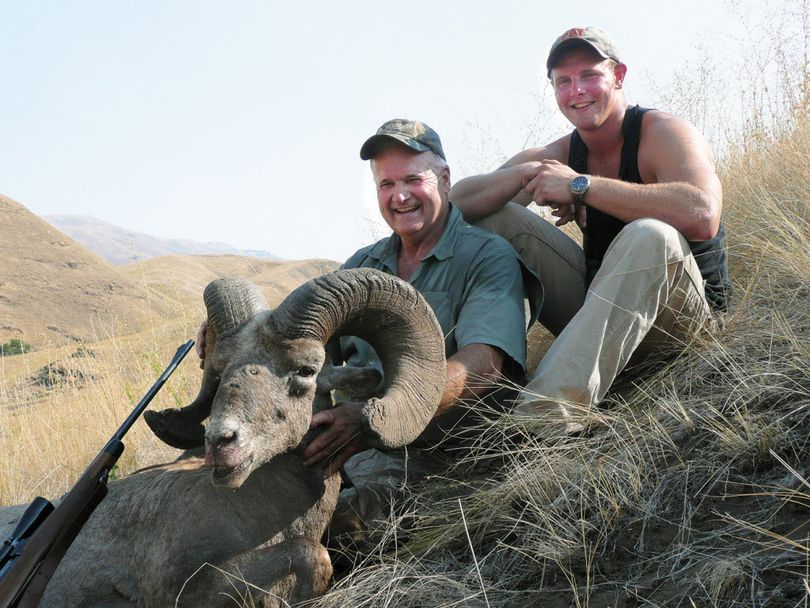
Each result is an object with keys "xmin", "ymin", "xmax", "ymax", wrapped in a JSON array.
[{"xmin": 476, "ymin": 203, "xmax": 712, "ymax": 432}]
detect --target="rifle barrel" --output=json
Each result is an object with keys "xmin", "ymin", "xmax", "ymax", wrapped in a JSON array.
[{"xmin": 113, "ymin": 340, "xmax": 194, "ymax": 441}]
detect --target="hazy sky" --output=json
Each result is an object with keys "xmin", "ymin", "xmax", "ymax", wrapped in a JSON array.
[{"xmin": 1, "ymin": 1, "xmax": 752, "ymax": 261}]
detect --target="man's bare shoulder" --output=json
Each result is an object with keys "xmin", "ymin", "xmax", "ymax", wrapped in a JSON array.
[
  {"xmin": 641, "ymin": 109, "xmax": 706, "ymax": 145},
  {"xmin": 639, "ymin": 110, "xmax": 715, "ymax": 181},
  {"xmin": 501, "ymin": 134, "xmax": 569, "ymax": 168}
]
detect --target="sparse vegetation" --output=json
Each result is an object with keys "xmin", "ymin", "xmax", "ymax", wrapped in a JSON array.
[{"xmin": 0, "ymin": 338, "xmax": 32, "ymax": 357}]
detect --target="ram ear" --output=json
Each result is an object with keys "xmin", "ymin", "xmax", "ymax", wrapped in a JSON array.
[{"xmin": 315, "ymin": 365, "xmax": 383, "ymax": 401}]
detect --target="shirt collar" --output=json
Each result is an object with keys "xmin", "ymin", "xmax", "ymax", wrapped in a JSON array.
[{"xmin": 427, "ymin": 203, "xmax": 462, "ymax": 262}]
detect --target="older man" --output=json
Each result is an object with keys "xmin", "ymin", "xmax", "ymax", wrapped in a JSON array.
[
  {"xmin": 302, "ymin": 119, "xmax": 528, "ymax": 540},
  {"xmin": 450, "ymin": 27, "xmax": 731, "ymax": 432}
]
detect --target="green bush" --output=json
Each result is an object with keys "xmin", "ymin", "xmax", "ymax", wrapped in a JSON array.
[{"xmin": 0, "ymin": 339, "xmax": 33, "ymax": 357}]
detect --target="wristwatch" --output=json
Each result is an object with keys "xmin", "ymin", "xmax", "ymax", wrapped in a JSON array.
[{"xmin": 569, "ymin": 174, "xmax": 591, "ymax": 202}]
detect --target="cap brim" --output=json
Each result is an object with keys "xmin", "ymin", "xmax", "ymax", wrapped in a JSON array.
[
  {"xmin": 359, "ymin": 134, "xmax": 431, "ymax": 160},
  {"xmin": 546, "ymin": 38, "xmax": 610, "ymax": 76}
]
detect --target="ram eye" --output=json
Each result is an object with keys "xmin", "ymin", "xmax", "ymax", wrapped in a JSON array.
[{"xmin": 296, "ymin": 365, "xmax": 317, "ymax": 378}]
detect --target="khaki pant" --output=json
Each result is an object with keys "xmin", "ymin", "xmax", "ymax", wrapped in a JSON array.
[{"xmin": 476, "ymin": 203, "xmax": 713, "ymax": 433}]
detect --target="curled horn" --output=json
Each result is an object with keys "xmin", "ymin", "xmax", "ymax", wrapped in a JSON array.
[
  {"xmin": 272, "ymin": 268, "xmax": 446, "ymax": 448},
  {"xmin": 144, "ymin": 278, "xmax": 268, "ymax": 449}
]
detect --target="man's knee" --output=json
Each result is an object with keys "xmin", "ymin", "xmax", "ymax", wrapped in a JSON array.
[
  {"xmin": 473, "ymin": 201, "xmax": 534, "ymax": 240},
  {"xmin": 611, "ymin": 218, "xmax": 688, "ymax": 259}
]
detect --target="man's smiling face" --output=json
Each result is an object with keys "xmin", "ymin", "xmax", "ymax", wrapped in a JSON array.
[
  {"xmin": 551, "ymin": 46, "xmax": 627, "ymax": 133},
  {"xmin": 372, "ymin": 144, "xmax": 449, "ymax": 245}
]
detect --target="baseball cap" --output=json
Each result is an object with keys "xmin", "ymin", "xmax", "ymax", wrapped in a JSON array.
[
  {"xmin": 546, "ymin": 26, "xmax": 621, "ymax": 78},
  {"xmin": 359, "ymin": 119, "xmax": 446, "ymax": 160}
]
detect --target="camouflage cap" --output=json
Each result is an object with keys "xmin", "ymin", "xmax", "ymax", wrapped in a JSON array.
[
  {"xmin": 546, "ymin": 26, "xmax": 621, "ymax": 78},
  {"xmin": 359, "ymin": 119, "xmax": 446, "ymax": 160}
]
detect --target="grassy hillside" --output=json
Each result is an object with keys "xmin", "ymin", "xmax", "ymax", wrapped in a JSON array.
[
  {"xmin": 0, "ymin": 323, "xmax": 199, "ymax": 504},
  {"xmin": 0, "ymin": 195, "xmax": 178, "ymax": 350},
  {"xmin": 119, "ymin": 254, "xmax": 338, "ymax": 312}
]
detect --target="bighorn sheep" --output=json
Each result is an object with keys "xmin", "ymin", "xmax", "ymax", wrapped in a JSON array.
[{"xmin": 0, "ymin": 268, "xmax": 446, "ymax": 607}]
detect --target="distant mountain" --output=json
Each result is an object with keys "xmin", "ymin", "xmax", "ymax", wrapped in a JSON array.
[{"xmin": 43, "ymin": 214, "xmax": 280, "ymax": 266}]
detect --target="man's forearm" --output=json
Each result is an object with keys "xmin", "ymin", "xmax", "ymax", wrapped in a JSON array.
[
  {"xmin": 450, "ymin": 166, "xmax": 531, "ymax": 222},
  {"xmin": 434, "ymin": 344, "xmax": 505, "ymax": 417},
  {"xmin": 586, "ymin": 177, "xmax": 721, "ymax": 241}
]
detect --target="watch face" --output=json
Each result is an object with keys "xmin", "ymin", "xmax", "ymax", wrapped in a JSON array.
[{"xmin": 571, "ymin": 175, "xmax": 590, "ymax": 196}]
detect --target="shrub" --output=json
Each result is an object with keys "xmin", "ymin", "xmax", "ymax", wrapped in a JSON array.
[{"xmin": 0, "ymin": 338, "xmax": 32, "ymax": 357}]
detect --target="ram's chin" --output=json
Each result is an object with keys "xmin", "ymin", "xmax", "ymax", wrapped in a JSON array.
[{"xmin": 210, "ymin": 455, "xmax": 255, "ymax": 489}]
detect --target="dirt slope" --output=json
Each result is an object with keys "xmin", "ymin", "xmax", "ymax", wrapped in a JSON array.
[{"xmin": 0, "ymin": 195, "xmax": 176, "ymax": 348}]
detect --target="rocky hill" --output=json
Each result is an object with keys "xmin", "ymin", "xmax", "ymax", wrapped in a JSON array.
[{"xmin": 44, "ymin": 214, "xmax": 279, "ymax": 266}]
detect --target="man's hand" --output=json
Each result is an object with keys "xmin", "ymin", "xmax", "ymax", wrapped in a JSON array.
[
  {"xmin": 303, "ymin": 402, "xmax": 369, "ymax": 477},
  {"xmin": 519, "ymin": 159, "xmax": 587, "ymax": 228},
  {"xmin": 195, "ymin": 320, "xmax": 208, "ymax": 369},
  {"xmin": 551, "ymin": 201, "xmax": 588, "ymax": 228},
  {"xmin": 523, "ymin": 159, "xmax": 578, "ymax": 207}
]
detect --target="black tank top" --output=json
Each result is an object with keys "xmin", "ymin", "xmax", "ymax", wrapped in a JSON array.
[{"xmin": 568, "ymin": 105, "xmax": 731, "ymax": 311}]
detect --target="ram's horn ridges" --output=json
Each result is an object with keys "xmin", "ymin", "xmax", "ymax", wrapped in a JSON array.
[{"xmin": 272, "ymin": 268, "xmax": 446, "ymax": 448}]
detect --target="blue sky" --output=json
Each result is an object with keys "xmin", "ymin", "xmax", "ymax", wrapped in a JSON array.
[{"xmin": 0, "ymin": 1, "xmax": 751, "ymax": 261}]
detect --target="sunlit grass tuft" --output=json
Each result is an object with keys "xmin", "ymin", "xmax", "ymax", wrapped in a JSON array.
[{"xmin": 0, "ymin": 321, "xmax": 200, "ymax": 504}]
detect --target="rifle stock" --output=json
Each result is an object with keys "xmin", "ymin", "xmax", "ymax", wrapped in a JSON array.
[{"xmin": 0, "ymin": 340, "xmax": 193, "ymax": 608}]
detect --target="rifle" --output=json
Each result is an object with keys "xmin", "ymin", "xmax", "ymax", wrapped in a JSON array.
[{"xmin": 0, "ymin": 340, "xmax": 194, "ymax": 608}]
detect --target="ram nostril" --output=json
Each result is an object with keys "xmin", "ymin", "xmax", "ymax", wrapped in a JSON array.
[{"xmin": 212, "ymin": 430, "xmax": 239, "ymax": 449}]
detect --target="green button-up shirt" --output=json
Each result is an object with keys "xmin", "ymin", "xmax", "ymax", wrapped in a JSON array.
[{"xmin": 341, "ymin": 204, "xmax": 526, "ymax": 377}]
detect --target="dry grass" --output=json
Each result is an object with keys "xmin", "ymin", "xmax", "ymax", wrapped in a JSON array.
[{"xmin": 0, "ymin": 320, "xmax": 201, "ymax": 504}]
